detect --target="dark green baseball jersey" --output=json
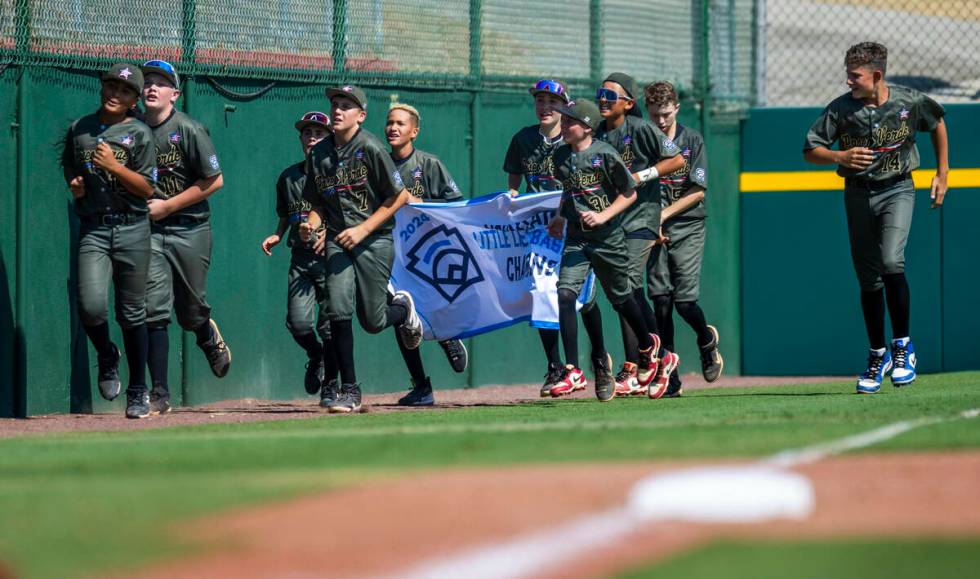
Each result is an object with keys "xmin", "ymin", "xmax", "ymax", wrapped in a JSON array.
[
  {"xmin": 596, "ymin": 115, "xmax": 681, "ymax": 233},
  {"xmin": 659, "ymin": 124, "xmax": 707, "ymax": 221},
  {"xmin": 303, "ymin": 128, "xmax": 405, "ymax": 235},
  {"xmin": 61, "ymin": 113, "xmax": 156, "ymax": 216},
  {"xmin": 276, "ymin": 161, "xmax": 316, "ymax": 251},
  {"xmin": 503, "ymin": 125, "xmax": 564, "ymax": 192},
  {"xmin": 394, "ymin": 148, "xmax": 463, "ymax": 202},
  {"xmin": 803, "ymin": 85, "xmax": 945, "ymax": 182},
  {"xmin": 553, "ymin": 139, "xmax": 636, "ymax": 242},
  {"xmin": 148, "ymin": 110, "xmax": 222, "ymax": 220}
]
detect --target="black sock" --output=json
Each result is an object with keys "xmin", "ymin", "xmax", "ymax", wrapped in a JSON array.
[
  {"xmin": 330, "ymin": 319, "xmax": 356, "ymax": 384},
  {"xmin": 321, "ymin": 336, "xmax": 339, "ymax": 383},
  {"xmin": 291, "ymin": 331, "xmax": 323, "ymax": 360},
  {"xmin": 634, "ymin": 287, "xmax": 658, "ymax": 336},
  {"xmin": 386, "ymin": 302, "xmax": 408, "ymax": 328},
  {"xmin": 397, "ymin": 331, "xmax": 428, "ymax": 383},
  {"xmin": 538, "ymin": 328, "xmax": 562, "ymax": 368},
  {"xmin": 581, "ymin": 303, "xmax": 605, "ymax": 361},
  {"xmin": 147, "ymin": 325, "xmax": 169, "ymax": 390},
  {"xmin": 882, "ymin": 273, "xmax": 911, "ymax": 339},
  {"xmin": 653, "ymin": 295, "xmax": 675, "ymax": 353},
  {"xmin": 619, "ymin": 315, "xmax": 640, "ymax": 364},
  {"xmin": 675, "ymin": 301, "xmax": 713, "ymax": 347},
  {"xmin": 613, "ymin": 297, "xmax": 653, "ymax": 351},
  {"xmin": 121, "ymin": 324, "xmax": 148, "ymax": 388},
  {"xmin": 558, "ymin": 289, "xmax": 579, "ymax": 368},
  {"xmin": 193, "ymin": 320, "xmax": 213, "ymax": 346},
  {"xmin": 860, "ymin": 289, "xmax": 887, "ymax": 350},
  {"xmin": 84, "ymin": 322, "xmax": 112, "ymax": 356}
]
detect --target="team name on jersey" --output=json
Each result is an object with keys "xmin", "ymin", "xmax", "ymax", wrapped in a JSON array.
[
  {"xmin": 156, "ymin": 144, "xmax": 183, "ymax": 168},
  {"xmin": 314, "ymin": 160, "xmax": 369, "ymax": 193},
  {"xmin": 522, "ymin": 155, "xmax": 555, "ymax": 176},
  {"xmin": 560, "ymin": 168, "xmax": 603, "ymax": 192},
  {"xmin": 840, "ymin": 121, "xmax": 911, "ymax": 150}
]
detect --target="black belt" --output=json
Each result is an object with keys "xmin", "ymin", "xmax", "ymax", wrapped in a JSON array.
[
  {"xmin": 844, "ymin": 173, "xmax": 911, "ymax": 191},
  {"xmin": 157, "ymin": 215, "xmax": 208, "ymax": 226},
  {"xmin": 79, "ymin": 213, "xmax": 147, "ymax": 226}
]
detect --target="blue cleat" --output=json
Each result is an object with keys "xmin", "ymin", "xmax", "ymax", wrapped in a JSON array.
[
  {"xmin": 856, "ymin": 349, "xmax": 892, "ymax": 394},
  {"xmin": 890, "ymin": 338, "xmax": 917, "ymax": 387}
]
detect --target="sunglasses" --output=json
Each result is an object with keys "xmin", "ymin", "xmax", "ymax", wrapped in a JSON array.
[
  {"xmin": 595, "ymin": 87, "xmax": 632, "ymax": 102},
  {"xmin": 301, "ymin": 112, "xmax": 330, "ymax": 125},
  {"xmin": 532, "ymin": 79, "xmax": 566, "ymax": 97}
]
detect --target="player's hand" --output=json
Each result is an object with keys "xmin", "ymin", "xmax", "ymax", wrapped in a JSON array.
[
  {"xmin": 68, "ymin": 176, "xmax": 85, "ymax": 199},
  {"xmin": 930, "ymin": 172, "xmax": 948, "ymax": 209},
  {"xmin": 336, "ymin": 224, "xmax": 368, "ymax": 251},
  {"xmin": 93, "ymin": 142, "xmax": 121, "ymax": 172},
  {"xmin": 147, "ymin": 198, "xmax": 172, "ymax": 221},
  {"xmin": 838, "ymin": 147, "xmax": 874, "ymax": 170},
  {"xmin": 261, "ymin": 234, "xmax": 281, "ymax": 255},
  {"xmin": 547, "ymin": 216, "xmax": 566, "ymax": 239},
  {"xmin": 509, "ymin": 189, "xmax": 520, "ymax": 198},
  {"xmin": 655, "ymin": 227, "xmax": 670, "ymax": 246},
  {"xmin": 580, "ymin": 210, "xmax": 607, "ymax": 229},
  {"xmin": 298, "ymin": 222, "xmax": 314, "ymax": 243},
  {"xmin": 407, "ymin": 194, "xmax": 424, "ymax": 205}
]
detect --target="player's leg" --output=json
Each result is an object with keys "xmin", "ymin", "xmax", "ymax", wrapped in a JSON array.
[
  {"xmin": 552, "ymin": 240, "xmax": 590, "ymax": 398},
  {"xmin": 537, "ymin": 328, "xmax": 564, "ymax": 397},
  {"xmin": 876, "ymin": 182, "xmax": 916, "ymax": 386},
  {"xmin": 310, "ymin": 256, "xmax": 339, "ymax": 403},
  {"xmin": 110, "ymin": 218, "xmax": 151, "ymax": 419},
  {"xmin": 145, "ymin": 225, "xmax": 175, "ymax": 414},
  {"xmin": 77, "ymin": 224, "xmax": 120, "ymax": 401},
  {"xmin": 845, "ymin": 189, "xmax": 890, "ymax": 393},
  {"xmin": 286, "ymin": 253, "xmax": 327, "ymax": 397},
  {"xmin": 648, "ymin": 240, "xmax": 679, "ymax": 395},
  {"xmin": 617, "ymin": 237, "xmax": 660, "ymax": 370},
  {"xmin": 670, "ymin": 220, "xmax": 722, "ymax": 383},
  {"xmin": 351, "ymin": 235, "xmax": 420, "ymax": 344},
  {"xmin": 324, "ymin": 239, "xmax": 360, "ymax": 412},
  {"xmin": 396, "ymin": 331, "xmax": 434, "ymax": 406}
]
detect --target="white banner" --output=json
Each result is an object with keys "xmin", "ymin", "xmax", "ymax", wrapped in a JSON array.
[{"xmin": 390, "ymin": 191, "xmax": 593, "ymax": 341}]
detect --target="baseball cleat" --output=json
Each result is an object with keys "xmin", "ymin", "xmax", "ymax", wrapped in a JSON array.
[
  {"xmin": 890, "ymin": 338, "xmax": 917, "ymax": 387},
  {"xmin": 304, "ymin": 357, "xmax": 325, "ymax": 395},
  {"xmin": 327, "ymin": 382, "xmax": 362, "ymax": 413},
  {"xmin": 649, "ymin": 351, "xmax": 680, "ymax": 399},
  {"xmin": 856, "ymin": 349, "xmax": 892, "ymax": 394},
  {"xmin": 149, "ymin": 385, "xmax": 171, "ymax": 415},
  {"xmin": 319, "ymin": 378, "xmax": 339, "ymax": 408},
  {"xmin": 125, "ymin": 387, "xmax": 150, "ymax": 419},
  {"xmin": 637, "ymin": 334, "xmax": 662, "ymax": 387},
  {"xmin": 614, "ymin": 362, "xmax": 638, "ymax": 397},
  {"xmin": 201, "ymin": 319, "xmax": 232, "ymax": 378},
  {"xmin": 593, "ymin": 353, "xmax": 616, "ymax": 402},
  {"xmin": 700, "ymin": 325, "xmax": 724, "ymax": 382},
  {"xmin": 398, "ymin": 377, "xmax": 435, "ymax": 406},
  {"xmin": 663, "ymin": 371, "xmax": 683, "ymax": 398},
  {"xmin": 393, "ymin": 291, "xmax": 423, "ymax": 350},
  {"xmin": 439, "ymin": 339, "xmax": 468, "ymax": 373},
  {"xmin": 97, "ymin": 343, "xmax": 122, "ymax": 401},
  {"xmin": 540, "ymin": 363, "xmax": 564, "ymax": 397},
  {"xmin": 549, "ymin": 365, "xmax": 588, "ymax": 397}
]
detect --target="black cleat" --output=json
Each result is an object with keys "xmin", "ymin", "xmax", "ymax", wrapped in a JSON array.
[
  {"xmin": 304, "ymin": 357, "xmax": 325, "ymax": 395},
  {"xmin": 328, "ymin": 382, "xmax": 362, "ymax": 413},
  {"xmin": 319, "ymin": 379, "xmax": 339, "ymax": 408},
  {"xmin": 398, "ymin": 377, "xmax": 435, "ymax": 406},
  {"xmin": 199, "ymin": 319, "xmax": 232, "ymax": 378},
  {"xmin": 593, "ymin": 353, "xmax": 615, "ymax": 402},
  {"xmin": 663, "ymin": 372, "xmax": 683, "ymax": 398},
  {"xmin": 439, "ymin": 339, "xmax": 468, "ymax": 374},
  {"xmin": 125, "ymin": 387, "xmax": 150, "ymax": 419},
  {"xmin": 149, "ymin": 385, "xmax": 171, "ymax": 415},
  {"xmin": 699, "ymin": 325, "xmax": 724, "ymax": 383},
  {"xmin": 97, "ymin": 343, "xmax": 122, "ymax": 401},
  {"xmin": 540, "ymin": 363, "xmax": 564, "ymax": 397}
]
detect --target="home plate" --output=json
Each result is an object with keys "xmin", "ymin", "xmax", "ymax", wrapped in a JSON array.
[{"xmin": 628, "ymin": 466, "xmax": 815, "ymax": 523}]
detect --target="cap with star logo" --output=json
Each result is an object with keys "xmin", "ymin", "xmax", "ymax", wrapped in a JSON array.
[
  {"xmin": 325, "ymin": 85, "xmax": 368, "ymax": 111},
  {"xmin": 101, "ymin": 62, "xmax": 144, "ymax": 96}
]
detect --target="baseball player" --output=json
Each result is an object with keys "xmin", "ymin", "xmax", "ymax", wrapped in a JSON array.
[
  {"xmin": 594, "ymin": 72, "xmax": 685, "ymax": 399},
  {"xmin": 645, "ymin": 81, "xmax": 724, "ymax": 398},
  {"xmin": 546, "ymin": 99, "xmax": 661, "ymax": 402},
  {"xmin": 503, "ymin": 79, "xmax": 606, "ymax": 397},
  {"xmin": 804, "ymin": 42, "xmax": 948, "ymax": 394},
  {"xmin": 299, "ymin": 85, "xmax": 422, "ymax": 414},
  {"xmin": 261, "ymin": 112, "xmax": 339, "ymax": 403},
  {"xmin": 61, "ymin": 63, "xmax": 156, "ymax": 418},
  {"xmin": 385, "ymin": 102, "xmax": 468, "ymax": 406},
  {"xmin": 140, "ymin": 59, "xmax": 230, "ymax": 415}
]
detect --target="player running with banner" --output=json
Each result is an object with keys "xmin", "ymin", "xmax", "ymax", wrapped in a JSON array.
[
  {"xmin": 594, "ymin": 72, "xmax": 685, "ymax": 399},
  {"xmin": 62, "ymin": 63, "xmax": 156, "ymax": 418},
  {"xmin": 300, "ymin": 85, "xmax": 422, "ymax": 413},
  {"xmin": 644, "ymin": 81, "xmax": 724, "ymax": 398},
  {"xmin": 261, "ymin": 111, "xmax": 340, "ymax": 403},
  {"xmin": 803, "ymin": 42, "xmax": 948, "ymax": 394},
  {"xmin": 385, "ymin": 102, "xmax": 469, "ymax": 406},
  {"xmin": 140, "ymin": 59, "xmax": 231, "ymax": 415}
]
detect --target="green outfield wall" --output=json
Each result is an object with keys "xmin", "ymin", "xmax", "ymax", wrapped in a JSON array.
[
  {"xmin": 0, "ymin": 66, "xmax": 742, "ymax": 416},
  {"xmin": 740, "ymin": 105, "xmax": 980, "ymax": 375}
]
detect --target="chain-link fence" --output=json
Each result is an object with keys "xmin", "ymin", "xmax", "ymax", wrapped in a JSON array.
[
  {"xmin": 764, "ymin": 0, "xmax": 980, "ymax": 105},
  {"xmin": 1, "ymin": 0, "xmax": 761, "ymax": 107}
]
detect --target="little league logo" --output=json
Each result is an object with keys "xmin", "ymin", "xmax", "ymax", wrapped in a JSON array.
[
  {"xmin": 405, "ymin": 224, "xmax": 485, "ymax": 303},
  {"xmin": 208, "ymin": 154, "xmax": 220, "ymax": 170}
]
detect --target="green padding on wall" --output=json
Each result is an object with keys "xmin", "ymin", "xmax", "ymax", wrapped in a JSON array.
[
  {"xmin": 941, "ymin": 189, "xmax": 980, "ymax": 372},
  {"xmin": 0, "ymin": 69, "xmax": 18, "ymax": 417}
]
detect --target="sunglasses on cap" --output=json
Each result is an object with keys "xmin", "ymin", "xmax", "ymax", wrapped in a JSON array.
[
  {"xmin": 301, "ymin": 112, "xmax": 329, "ymax": 125},
  {"xmin": 595, "ymin": 87, "xmax": 632, "ymax": 102},
  {"xmin": 532, "ymin": 79, "xmax": 566, "ymax": 97},
  {"xmin": 143, "ymin": 59, "xmax": 176, "ymax": 75}
]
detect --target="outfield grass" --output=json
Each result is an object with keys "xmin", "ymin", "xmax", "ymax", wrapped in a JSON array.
[{"xmin": 1, "ymin": 373, "xmax": 978, "ymax": 578}]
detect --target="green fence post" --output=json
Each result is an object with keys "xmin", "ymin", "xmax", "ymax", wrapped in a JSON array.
[
  {"xmin": 589, "ymin": 0, "xmax": 602, "ymax": 83},
  {"xmin": 14, "ymin": 66, "xmax": 28, "ymax": 417},
  {"xmin": 333, "ymin": 0, "xmax": 348, "ymax": 76},
  {"xmin": 467, "ymin": 0, "xmax": 482, "ymax": 389}
]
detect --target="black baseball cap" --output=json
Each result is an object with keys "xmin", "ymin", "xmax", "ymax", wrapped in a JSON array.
[
  {"xmin": 101, "ymin": 62, "xmax": 143, "ymax": 96},
  {"xmin": 555, "ymin": 100, "xmax": 602, "ymax": 131},
  {"xmin": 295, "ymin": 111, "xmax": 331, "ymax": 131},
  {"xmin": 142, "ymin": 59, "xmax": 180, "ymax": 89},
  {"xmin": 326, "ymin": 85, "xmax": 367, "ymax": 110},
  {"xmin": 603, "ymin": 72, "xmax": 643, "ymax": 118}
]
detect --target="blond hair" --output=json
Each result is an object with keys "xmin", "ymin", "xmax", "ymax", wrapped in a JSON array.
[{"xmin": 389, "ymin": 102, "xmax": 421, "ymax": 126}]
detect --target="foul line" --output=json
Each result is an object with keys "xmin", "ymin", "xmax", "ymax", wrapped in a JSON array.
[{"xmin": 387, "ymin": 407, "xmax": 979, "ymax": 579}]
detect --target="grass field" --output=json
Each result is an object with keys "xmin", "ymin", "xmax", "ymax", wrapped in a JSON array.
[{"xmin": 1, "ymin": 372, "xmax": 978, "ymax": 578}]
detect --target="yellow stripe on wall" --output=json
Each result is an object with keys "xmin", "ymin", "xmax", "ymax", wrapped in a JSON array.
[{"xmin": 740, "ymin": 168, "xmax": 980, "ymax": 192}]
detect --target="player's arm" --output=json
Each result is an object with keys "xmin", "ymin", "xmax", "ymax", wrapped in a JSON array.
[
  {"xmin": 93, "ymin": 142, "xmax": 154, "ymax": 198},
  {"xmin": 581, "ymin": 157, "xmax": 637, "ymax": 228},
  {"xmin": 803, "ymin": 146, "xmax": 873, "ymax": 169},
  {"xmin": 929, "ymin": 117, "xmax": 949, "ymax": 208},
  {"xmin": 261, "ymin": 217, "xmax": 289, "ymax": 256},
  {"xmin": 150, "ymin": 174, "xmax": 223, "ymax": 220},
  {"xmin": 338, "ymin": 188, "xmax": 409, "ymax": 249},
  {"xmin": 61, "ymin": 126, "xmax": 85, "ymax": 199},
  {"xmin": 661, "ymin": 186, "xmax": 705, "ymax": 223}
]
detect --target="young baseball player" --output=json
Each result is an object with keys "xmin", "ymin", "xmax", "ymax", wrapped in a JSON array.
[
  {"xmin": 645, "ymin": 81, "xmax": 724, "ymax": 397},
  {"xmin": 385, "ymin": 102, "xmax": 468, "ymax": 406},
  {"xmin": 546, "ymin": 99, "xmax": 661, "ymax": 402},
  {"xmin": 503, "ymin": 79, "xmax": 606, "ymax": 397},
  {"xmin": 804, "ymin": 42, "xmax": 947, "ymax": 394},
  {"xmin": 261, "ymin": 111, "xmax": 339, "ymax": 404},
  {"xmin": 594, "ymin": 72, "xmax": 685, "ymax": 399},
  {"xmin": 141, "ymin": 59, "xmax": 230, "ymax": 415},
  {"xmin": 299, "ymin": 85, "xmax": 421, "ymax": 413},
  {"xmin": 61, "ymin": 63, "xmax": 156, "ymax": 418}
]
